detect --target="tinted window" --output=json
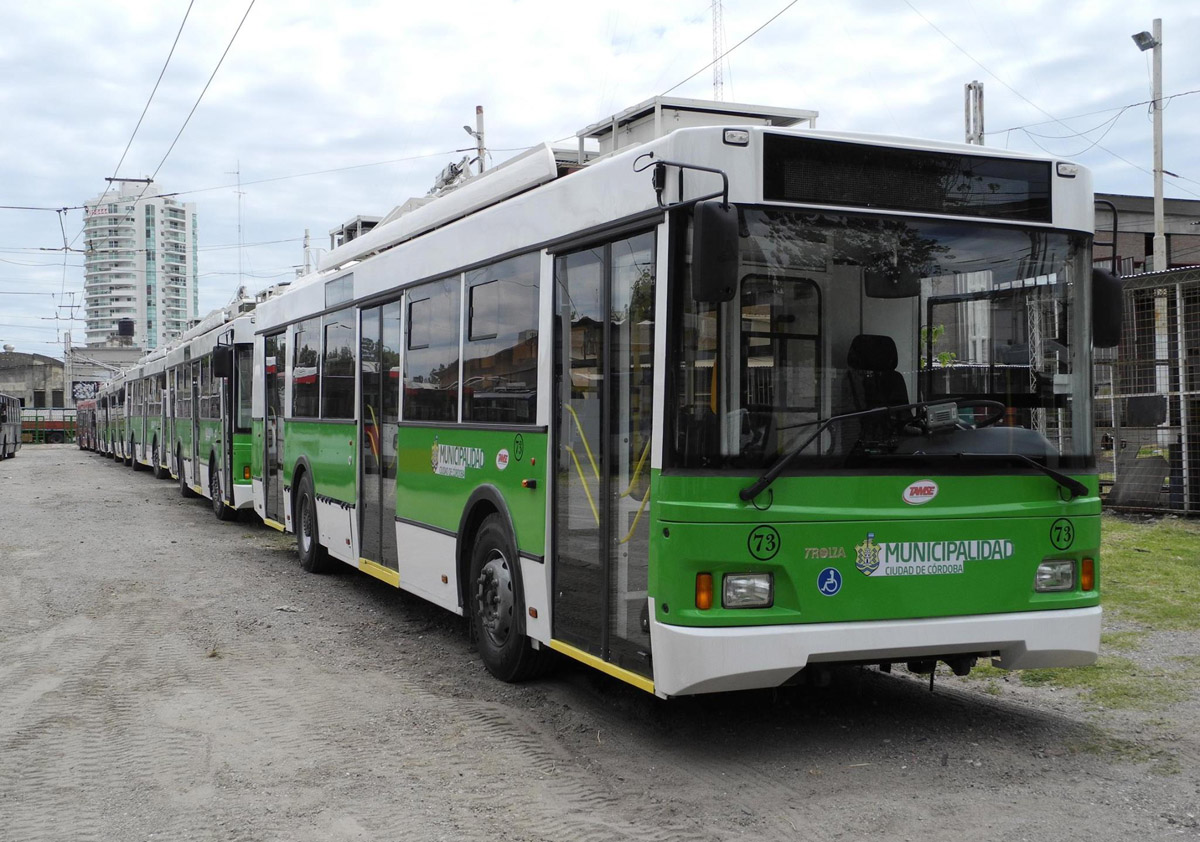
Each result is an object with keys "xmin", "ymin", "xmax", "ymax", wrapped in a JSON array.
[
  {"xmin": 322, "ymin": 308, "xmax": 356, "ymax": 419},
  {"xmin": 403, "ymin": 277, "xmax": 460, "ymax": 422},
  {"xmin": 292, "ymin": 318, "xmax": 320, "ymax": 417},
  {"xmin": 463, "ymin": 253, "xmax": 539, "ymax": 424}
]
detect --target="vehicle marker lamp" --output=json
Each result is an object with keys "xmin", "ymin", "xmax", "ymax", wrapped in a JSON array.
[
  {"xmin": 696, "ymin": 573, "xmax": 714, "ymax": 610},
  {"xmin": 1081, "ymin": 558, "xmax": 1095, "ymax": 592},
  {"xmin": 1035, "ymin": 560, "xmax": 1075, "ymax": 592},
  {"xmin": 723, "ymin": 573, "xmax": 773, "ymax": 608}
]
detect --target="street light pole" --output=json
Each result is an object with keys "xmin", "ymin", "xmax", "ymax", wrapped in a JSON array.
[
  {"xmin": 1133, "ymin": 19, "xmax": 1167, "ymax": 271},
  {"xmin": 1150, "ymin": 18, "xmax": 1166, "ymax": 271}
]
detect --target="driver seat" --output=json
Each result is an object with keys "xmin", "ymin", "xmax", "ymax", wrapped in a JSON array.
[{"xmin": 845, "ymin": 334, "xmax": 913, "ymax": 435}]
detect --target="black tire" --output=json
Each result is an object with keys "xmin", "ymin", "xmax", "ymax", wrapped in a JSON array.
[
  {"xmin": 124, "ymin": 439, "xmax": 133, "ymax": 467},
  {"xmin": 469, "ymin": 513, "xmax": 551, "ymax": 682},
  {"xmin": 152, "ymin": 440, "xmax": 169, "ymax": 480},
  {"xmin": 178, "ymin": 448, "xmax": 196, "ymax": 498},
  {"xmin": 211, "ymin": 458, "xmax": 236, "ymax": 521},
  {"xmin": 295, "ymin": 473, "xmax": 334, "ymax": 573}
]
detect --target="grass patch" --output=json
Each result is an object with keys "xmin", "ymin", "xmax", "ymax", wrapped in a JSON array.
[
  {"xmin": 1019, "ymin": 655, "xmax": 1189, "ymax": 711},
  {"xmin": 1100, "ymin": 514, "xmax": 1200, "ymax": 631},
  {"xmin": 1070, "ymin": 729, "xmax": 1181, "ymax": 775},
  {"xmin": 1100, "ymin": 630, "xmax": 1146, "ymax": 652}
]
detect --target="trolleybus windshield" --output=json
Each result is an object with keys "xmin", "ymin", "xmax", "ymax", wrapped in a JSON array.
[{"xmin": 670, "ymin": 208, "xmax": 1092, "ymax": 473}]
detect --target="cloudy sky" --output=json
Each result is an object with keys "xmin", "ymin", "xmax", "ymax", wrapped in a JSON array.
[{"xmin": 2, "ymin": 0, "xmax": 1198, "ymax": 355}]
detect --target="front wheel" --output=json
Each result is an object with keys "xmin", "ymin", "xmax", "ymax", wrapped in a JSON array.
[
  {"xmin": 470, "ymin": 514, "xmax": 551, "ymax": 682},
  {"xmin": 211, "ymin": 459, "xmax": 237, "ymax": 521},
  {"xmin": 295, "ymin": 473, "xmax": 334, "ymax": 573}
]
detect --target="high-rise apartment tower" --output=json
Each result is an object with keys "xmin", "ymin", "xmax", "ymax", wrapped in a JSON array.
[{"xmin": 82, "ymin": 182, "xmax": 198, "ymax": 350}]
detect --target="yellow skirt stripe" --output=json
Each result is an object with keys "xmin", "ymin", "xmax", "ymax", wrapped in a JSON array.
[{"xmin": 549, "ymin": 640, "xmax": 655, "ymax": 695}]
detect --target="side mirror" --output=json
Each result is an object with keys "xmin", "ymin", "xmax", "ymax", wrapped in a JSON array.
[
  {"xmin": 692, "ymin": 200, "xmax": 739, "ymax": 303},
  {"xmin": 1092, "ymin": 268, "xmax": 1123, "ymax": 348},
  {"xmin": 212, "ymin": 344, "xmax": 234, "ymax": 379}
]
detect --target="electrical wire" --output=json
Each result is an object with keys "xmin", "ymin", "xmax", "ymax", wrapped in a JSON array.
[
  {"xmin": 113, "ymin": 0, "xmax": 196, "ymax": 186},
  {"xmin": 145, "ymin": 0, "xmax": 257, "ymax": 189},
  {"xmin": 660, "ymin": 0, "xmax": 800, "ymax": 96}
]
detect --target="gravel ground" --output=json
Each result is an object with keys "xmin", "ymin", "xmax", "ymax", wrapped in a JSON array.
[{"xmin": 1, "ymin": 444, "xmax": 1197, "ymax": 841}]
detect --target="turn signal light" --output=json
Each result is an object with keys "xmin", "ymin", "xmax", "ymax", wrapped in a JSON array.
[
  {"xmin": 243, "ymin": 466, "xmax": 251, "ymax": 479},
  {"xmin": 695, "ymin": 573, "xmax": 713, "ymax": 610},
  {"xmin": 1081, "ymin": 558, "xmax": 1095, "ymax": 591}
]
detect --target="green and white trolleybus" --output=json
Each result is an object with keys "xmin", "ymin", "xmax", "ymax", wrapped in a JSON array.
[
  {"xmin": 249, "ymin": 110, "xmax": 1120, "ymax": 697},
  {"xmin": 163, "ymin": 298, "xmax": 258, "ymax": 520}
]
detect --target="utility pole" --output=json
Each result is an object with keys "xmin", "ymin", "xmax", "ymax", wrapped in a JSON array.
[
  {"xmin": 303, "ymin": 228, "xmax": 311, "ymax": 275},
  {"xmin": 463, "ymin": 107, "xmax": 486, "ymax": 175},
  {"xmin": 1133, "ymin": 19, "xmax": 1167, "ymax": 271},
  {"xmin": 964, "ymin": 81, "xmax": 984, "ymax": 145}
]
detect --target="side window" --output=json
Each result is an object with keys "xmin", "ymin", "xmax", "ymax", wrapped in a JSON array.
[
  {"xmin": 292, "ymin": 318, "xmax": 320, "ymax": 417},
  {"xmin": 322, "ymin": 308, "xmax": 355, "ymax": 419},
  {"xmin": 403, "ymin": 276, "xmax": 460, "ymax": 422},
  {"xmin": 463, "ymin": 253, "xmax": 539, "ymax": 424},
  {"xmin": 200, "ymin": 357, "xmax": 213, "ymax": 419}
]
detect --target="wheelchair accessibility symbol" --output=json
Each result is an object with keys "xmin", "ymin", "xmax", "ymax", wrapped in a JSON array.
[{"xmin": 818, "ymin": 567, "xmax": 843, "ymax": 596}]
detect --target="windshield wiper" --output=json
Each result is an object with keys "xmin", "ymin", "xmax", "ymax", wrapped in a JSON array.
[
  {"xmin": 951, "ymin": 452, "xmax": 1088, "ymax": 500},
  {"xmin": 738, "ymin": 401, "xmax": 1083, "ymax": 503},
  {"xmin": 738, "ymin": 403, "xmax": 917, "ymax": 502}
]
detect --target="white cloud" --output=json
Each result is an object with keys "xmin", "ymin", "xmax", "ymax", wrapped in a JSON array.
[{"xmin": 1, "ymin": 0, "xmax": 1198, "ymax": 353}]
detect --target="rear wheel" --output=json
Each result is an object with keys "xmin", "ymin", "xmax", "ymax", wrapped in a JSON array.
[
  {"xmin": 152, "ymin": 440, "xmax": 169, "ymax": 479},
  {"xmin": 295, "ymin": 473, "xmax": 334, "ymax": 573},
  {"xmin": 178, "ymin": 448, "xmax": 196, "ymax": 498},
  {"xmin": 470, "ymin": 514, "xmax": 551, "ymax": 682},
  {"xmin": 211, "ymin": 458, "xmax": 237, "ymax": 521}
]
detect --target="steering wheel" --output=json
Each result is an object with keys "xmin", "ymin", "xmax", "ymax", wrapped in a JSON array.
[{"xmin": 953, "ymin": 399, "xmax": 1006, "ymax": 429}]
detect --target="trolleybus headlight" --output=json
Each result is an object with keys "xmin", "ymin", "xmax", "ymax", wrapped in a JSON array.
[
  {"xmin": 1035, "ymin": 560, "xmax": 1075, "ymax": 592},
  {"xmin": 723, "ymin": 573, "xmax": 773, "ymax": 608}
]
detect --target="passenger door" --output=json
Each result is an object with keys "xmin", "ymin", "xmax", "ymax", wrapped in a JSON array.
[
  {"xmin": 553, "ymin": 231, "xmax": 656, "ymax": 678},
  {"xmin": 359, "ymin": 303, "xmax": 401, "ymax": 570}
]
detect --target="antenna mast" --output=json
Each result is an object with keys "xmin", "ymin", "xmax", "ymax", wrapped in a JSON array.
[{"xmin": 712, "ymin": 0, "xmax": 725, "ymax": 101}]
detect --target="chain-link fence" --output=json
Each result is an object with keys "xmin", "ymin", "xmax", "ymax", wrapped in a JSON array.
[{"xmin": 1096, "ymin": 266, "xmax": 1200, "ymax": 513}]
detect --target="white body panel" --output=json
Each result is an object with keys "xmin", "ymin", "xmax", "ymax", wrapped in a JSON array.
[
  {"xmin": 648, "ymin": 602, "xmax": 1102, "ymax": 697},
  {"xmin": 318, "ymin": 497, "xmax": 356, "ymax": 565},
  {"xmin": 394, "ymin": 522, "xmax": 461, "ymax": 614},
  {"xmin": 520, "ymin": 556, "xmax": 551, "ymax": 644}
]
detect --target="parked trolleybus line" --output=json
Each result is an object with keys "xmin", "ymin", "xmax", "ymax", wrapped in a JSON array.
[{"xmin": 78, "ymin": 104, "xmax": 1122, "ymax": 698}]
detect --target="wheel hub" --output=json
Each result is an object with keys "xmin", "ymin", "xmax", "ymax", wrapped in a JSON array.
[{"xmin": 475, "ymin": 552, "xmax": 513, "ymax": 646}]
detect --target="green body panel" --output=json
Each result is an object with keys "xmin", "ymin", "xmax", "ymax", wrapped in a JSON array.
[
  {"xmin": 284, "ymin": 419, "xmax": 358, "ymax": 502},
  {"xmin": 175, "ymin": 417, "xmax": 193, "ymax": 456},
  {"xmin": 144, "ymin": 416, "xmax": 162, "ymax": 453},
  {"xmin": 251, "ymin": 419, "xmax": 264, "ymax": 478},
  {"xmin": 231, "ymin": 431, "xmax": 253, "ymax": 486},
  {"xmin": 650, "ymin": 471, "xmax": 1101, "ymax": 628},
  {"xmin": 196, "ymin": 418, "xmax": 222, "ymax": 467},
  {"xmin": 396, "ymin": 426, "xmax": 547, "ymax": 557}
]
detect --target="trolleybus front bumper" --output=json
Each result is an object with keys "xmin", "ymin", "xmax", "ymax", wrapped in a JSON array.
[{"xmin": 648, "ymin": 602, "xmax": 1101, "ymax": 697}]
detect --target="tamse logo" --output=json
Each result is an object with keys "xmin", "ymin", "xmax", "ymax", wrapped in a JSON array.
[{"xmin": 902, "ymin": 479, "xmax": 939, "ymax": 505}]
